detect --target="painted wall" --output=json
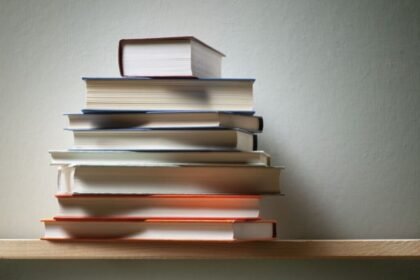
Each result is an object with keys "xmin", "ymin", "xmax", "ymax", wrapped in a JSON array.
[{"xmin": 0, "ymin": 0, "xmax": 419, "ymax": 278}]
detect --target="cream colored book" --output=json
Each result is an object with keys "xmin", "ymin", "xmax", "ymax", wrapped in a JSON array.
[
  {"xmin": 49, "ymin": 150, "xmax": 271, "ymax": 166},
  {"xmin": 55, "ymin": 195, "xmax": 261, "ymax": 220},
  {"xmin": 82, "ymin": 77, "xmax": 254, "ymax": 113},
  {"xmin": 57, "ymin": 165, "xmax": 282, "ymax": 195},
  {"xmin": 70, "ymin": 129, "xmax": 256, "ymax": 152}
]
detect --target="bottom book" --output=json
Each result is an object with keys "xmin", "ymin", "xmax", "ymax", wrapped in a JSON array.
[{"xmin": 42, "ymin": 219, "xmax": 276, "ymax": 241}]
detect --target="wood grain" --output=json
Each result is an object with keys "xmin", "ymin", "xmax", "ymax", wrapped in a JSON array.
[{"xmin": 0, "ymin": 239, "xmax": 419, "ymax": 260}]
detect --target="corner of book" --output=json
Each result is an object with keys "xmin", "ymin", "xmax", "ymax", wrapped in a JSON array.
[{"xmin": 257, "ymin": 116, "xmax": 264, "ymax": 132}]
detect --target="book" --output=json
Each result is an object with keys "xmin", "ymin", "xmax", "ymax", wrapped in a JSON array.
[
  {"xmin": 66, "ymin": 112, "xmax": 263, "ymax": 133},
  {"xmin": 55, "ymin": 195, "xmax": 261, "ymax": 220},
  {"xmin": 82, "ymin": 77, "xmax": 254, "ymax": 113},
  {"xmin": 49, "ymin": 150, "xmax": 271, "ymax": 166},
  {"xmin": 119, "ymin": 36, "xmax": 225, "ymax": 78},
  {"xmin": 57, "ymin": 165, "xmax": 282, "ymax": 195},
  {"xmin": 42, "ymin": 219, "xmax": 276, "ymax": 241},
  {"xmin": 69, "ymin": 129, "xmax": 257, "ymax": 151}
]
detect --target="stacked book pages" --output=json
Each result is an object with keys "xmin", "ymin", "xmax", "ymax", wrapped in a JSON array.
[{"xmin": 43, "ymin": 36, "xmax": 283, "ymax": 241}]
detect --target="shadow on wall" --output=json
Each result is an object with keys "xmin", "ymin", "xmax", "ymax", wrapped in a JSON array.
[{"xmin": 259, "ymin": 136, "xmax": 340, "ymax": 239}]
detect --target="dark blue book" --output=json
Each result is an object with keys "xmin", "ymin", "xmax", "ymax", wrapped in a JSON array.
[{"xmin": 65, "ymin": 111, "xmax": 263, "ymax": 133}]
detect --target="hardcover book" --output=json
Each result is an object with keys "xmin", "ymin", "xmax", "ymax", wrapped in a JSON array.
[
  {"xmin": 55, "ymin": 194, "xmax": 262, "ymax": 220},
  {"xmin": 69, "ymin": 129, "xmax": 257, "ymax": 151},
  {"xmin": 66, "ymin": 112, "xmax": 263, "ymax": 133},
  {"xmin": 119, "ymin": 36, "xmax": 225, "ymax": 78},
  {"xmin": 57, "ymin": 165, "xmax": 282, "ymax": 195},
  {"xmin": 42, "ymin": 219, "xmax": 276, "ymax": 241},
  {"xmin": 82, "ymin": 77, "xmax": 254, "ymax": 113},
  {"xmin": 49, "ymin": 150, "xmax": 271, "ymax": 166}
]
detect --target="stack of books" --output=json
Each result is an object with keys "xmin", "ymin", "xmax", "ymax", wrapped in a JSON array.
[{"xmin": 43, "ymin": 36, "xmax": 283, "ymax": 241}]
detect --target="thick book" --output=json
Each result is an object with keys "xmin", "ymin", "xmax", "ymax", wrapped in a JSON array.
[
  {"xmin": 55, "ymin": 195, "xmax": 261, "ymax": 220},
  {"xmin": 119, "ymin": 36, "xmax": 225, "ymax": 78},
  {"xmin": 49, "ymin": 150, "xmax": 271, "ymax": 166},
  {"xmin": 42, "ymin": 219, "xmax": 276, "ymax": 241},
  {"xmin": 57, "ymin": 165, "xmax": 282, "ymax": 195},
  {"xmin": 82, "ymin": 77, "xmax": 254, "ymax": 113},
  {"xmin": 66, "ymin": 112, "xmax": 263, "ymax": 133},
  {"xmin": 69, "ymin": 129, "xmax": 257, "ymax": 151}
]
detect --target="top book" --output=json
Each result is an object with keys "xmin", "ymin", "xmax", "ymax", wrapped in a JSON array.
[{"xmin": 118, "ymin": 36, "xmax": 225, "ymax": 78}]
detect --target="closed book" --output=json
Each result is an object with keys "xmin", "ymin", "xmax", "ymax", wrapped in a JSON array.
[
  {"xmin": 82, "ymin": 77, "xmax": 254, "ymax": 113},
  {"xmin": 69, "ymin": 129, "xmax": 257, "ymax": 152},
  {"xmin": 42, "ymin": 219, "xmax": 276, "ymax": 241},
  {"xmin": 66, "ymin": 112, "xmax": 263, "ymax": 133},
  {"xmin": 55, "ymin": 195, "xmax": 261, "ymax": 220},
  {"xmin": 49, "ymin": 150, "xmax": 271, "ymax": 166},
  {"xmin": 57, "ymin": 165, "xmax": 282, "ymax": 195},
  {"xmin": 119, "ymin": 36, "xmax": 225, "ymax": 78}
]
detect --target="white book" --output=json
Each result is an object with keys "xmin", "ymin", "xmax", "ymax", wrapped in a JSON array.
[
  {"xmin": 70, "ymin": 129, "xmax": 256, "ymax": 151},
  {"xmin": 82, "ymin": 77, "xmax": 254, "ymax": 113},
  {"xmin": 42, "ymin": 219, "xmax": 276, "ymax": 241},
  {"xmin": 55, "ymin": 195, "xmax": 261, "ymax": 219},
  {"xmin": 49, "ymin": 150, "xmax": 271, "ymax": 166},
  {"xmin": 119, "ymin": 36, "xmax": 225, "ymax": 78},
  {"xmin": 57, "ymin": 165, "xmax": 282, "ymax": 195}
]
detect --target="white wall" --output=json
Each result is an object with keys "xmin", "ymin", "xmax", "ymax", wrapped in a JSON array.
[{"xmin": 0, "ymin": 0, "xmax": 419, "ymax": 277}]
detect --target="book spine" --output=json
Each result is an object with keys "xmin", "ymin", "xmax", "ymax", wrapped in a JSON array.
[
  {"xmin": 253, "ymin": 135, "xmax": 258, "ymax": 150},
  {"xmin": 272, "ymin": 222, "xmax": 277, "ymax": 238},
  {"xmin": 257, "ymin": 116, "xmax": 264, "ymax": 132},
  {"xmin": 118, "ymin": 39, "xmax": 125, "ymax": 76}
]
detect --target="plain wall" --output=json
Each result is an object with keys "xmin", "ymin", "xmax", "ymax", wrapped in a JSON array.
[
  {"xmin": 0, "ymin": 260, "xmax": 420, "ymax": 280},
  {"xmin": 0, "ymin": 0, "xmax": 419, "ymax": 278}
]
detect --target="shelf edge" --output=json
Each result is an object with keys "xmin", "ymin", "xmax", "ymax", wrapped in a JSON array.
[{"xmin": 1, "ymin": 239, "xmax": 419, "ymax": 260}]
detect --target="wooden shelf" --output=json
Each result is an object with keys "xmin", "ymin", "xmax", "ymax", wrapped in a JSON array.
[{"xmin": 1, "ymin": 239, "xmax": 419, "ymax": 259}]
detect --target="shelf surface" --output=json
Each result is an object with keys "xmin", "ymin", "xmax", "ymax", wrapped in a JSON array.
[{"xmin": 1, "ymin": 239, "xmax": 419, "ymax": 260}]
